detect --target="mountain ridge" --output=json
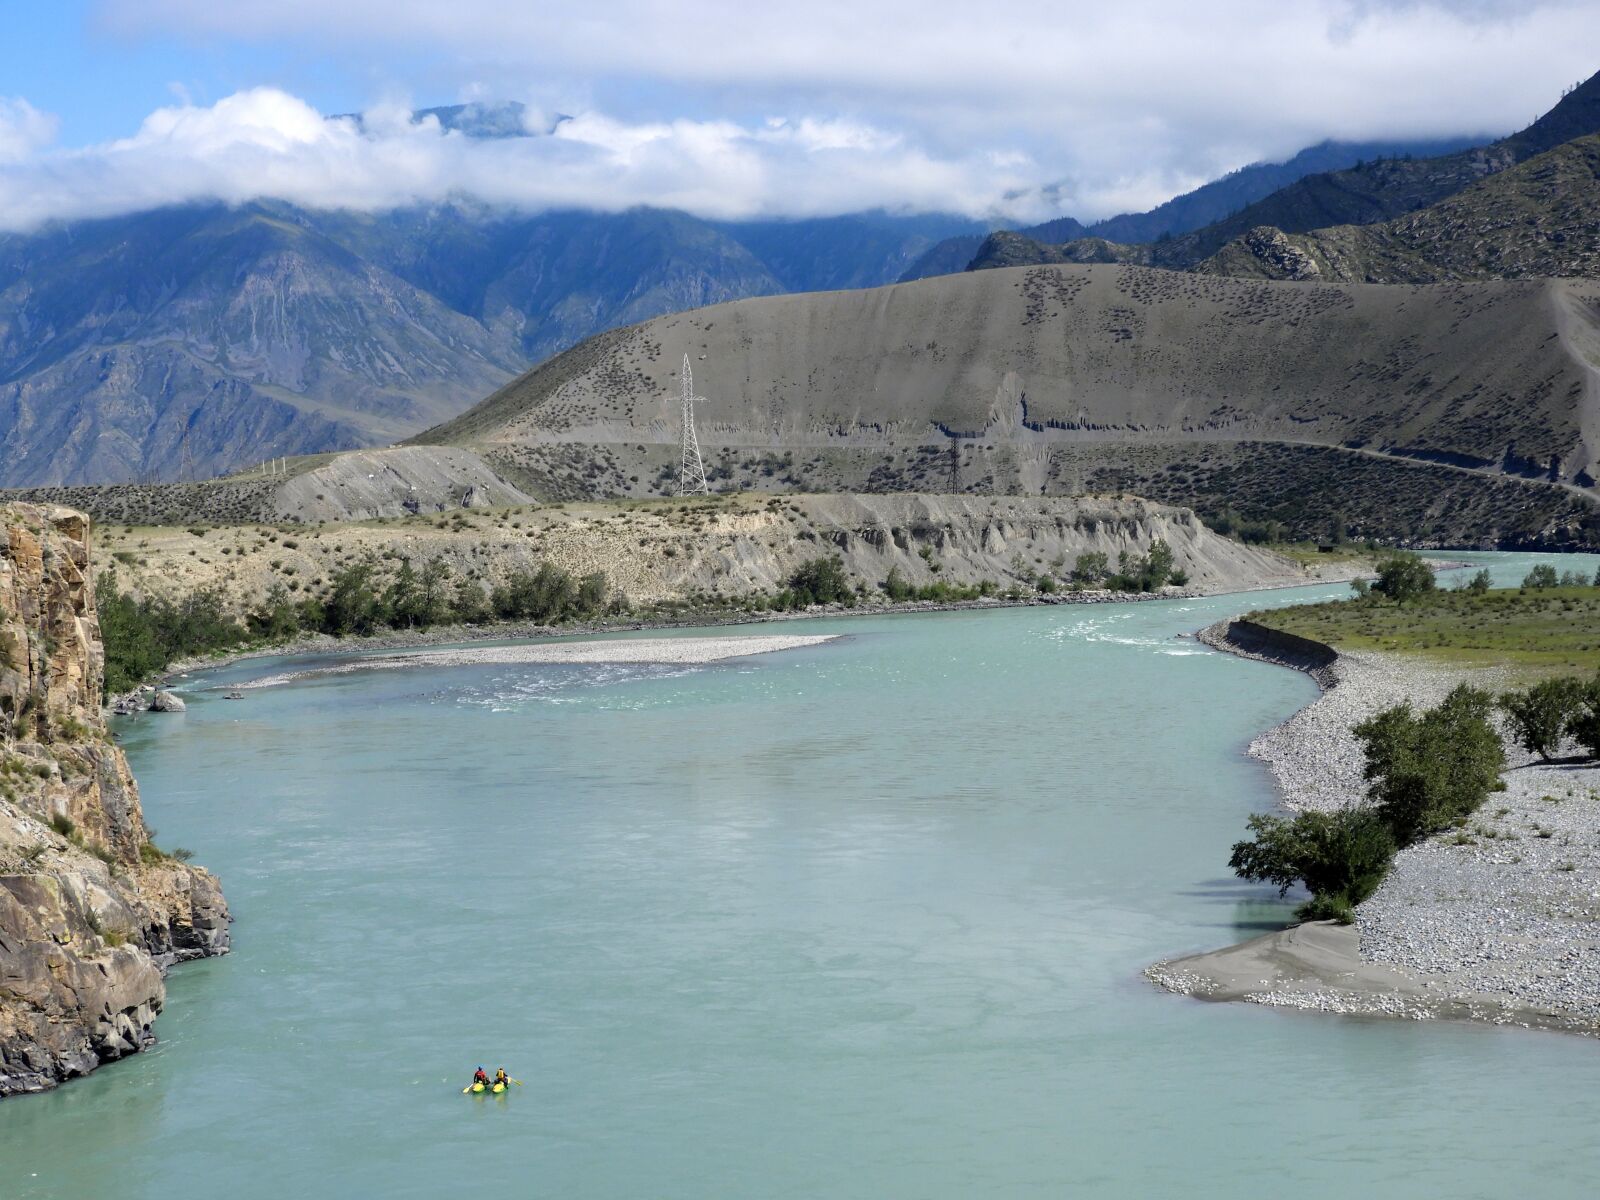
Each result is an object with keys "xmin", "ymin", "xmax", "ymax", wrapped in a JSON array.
[
  {"xmin": 408, "ymin": 262, "xmax": 1600, "ymax": 546},
  {"xmin": 0, "ymin": 204, "xmax": 981, "ymax": 486},
  {"xmin": 965, "ymin": 70, "xmax": 1600, "ymax": 277},
  {"xmin": 898, "ymin": 134, "xmax": 1487, "ymax": 283}
]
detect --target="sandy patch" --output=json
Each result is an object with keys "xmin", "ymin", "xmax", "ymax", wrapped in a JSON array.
[{"xmin": 233, "ymin": 633, "xmax": 840, "ymax": 688}]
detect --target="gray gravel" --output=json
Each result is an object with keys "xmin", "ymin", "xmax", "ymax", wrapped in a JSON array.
[{"xmin": 1217, "ymin": 632, "xmax": 1600, "ymax": 1028}]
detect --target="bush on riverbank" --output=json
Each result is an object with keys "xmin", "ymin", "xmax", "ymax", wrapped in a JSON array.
[
  {"xmin": 1104, "ymin": 540, "xmax": 1177, "ymax": 593},
  {"xmin": 880, "ymin": 567, "xmax": 996, "ymax": 604},
  {"xmin": 1371, "ymin": 552, "xmax": 1436, "ymax": 603},
  {"xmin": 1499, "ymin": 678, "xmax": 1588, "ymax": 760},
  {"xmin": 1354, "ymin": 685, "xmax": 1506, "ymax": 846},
  {"xmin": 1229, "ymin": 685, "xmax": 1505, "ymax": 922},
  {"xmin": 98, "ymin": 571, "xmax": 254, "ymax": 694},
  {"xmin": 1229, "ymin": 807, "xmax": 1396, "ymax": 922},
  {"xmin": 97, "ymin": 556, "xmax": 617, "ymax": 697}
]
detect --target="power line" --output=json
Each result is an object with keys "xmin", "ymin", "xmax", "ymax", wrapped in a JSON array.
[{"xmin": 678, "ymin": 354, "xmax": 710, "ymax": 497}]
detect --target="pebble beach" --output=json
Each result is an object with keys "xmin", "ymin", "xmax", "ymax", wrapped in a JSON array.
[{"xmin": 1150, "ymin": 623, "xmax": 1600, "ymax": 1033}]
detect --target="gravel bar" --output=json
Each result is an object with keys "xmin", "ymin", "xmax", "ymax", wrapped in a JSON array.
[{"xmin": 1150, "ymin": 621, "xmax": 1600, "ymax": 1034}]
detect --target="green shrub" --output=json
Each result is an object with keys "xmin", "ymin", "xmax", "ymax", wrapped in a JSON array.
[
  {"xmin": 1565, "ymin": 674, "xmax": 1600, "ymax": 759},
  {"xmin": 1523, "ymin": 564, "xmax": 1559, "ymax": 589},
  {"xmin": 1106, "ymin": 541, "xmax": 1177, "ymax": 592},
  {"xmin": 1372, "ymin": 552, "xmax": 1435, "ymax": 603},
  {"xmin": 1070, "ymin": 551, "xmax": 1108, "ymax": 585},
  {"xmin": 97, "ymin": 570, "xmax": 250, "ymax": 694},
  {"xmin": 1228, "ymin": 806, "xmax": 1395, "ymax": 920},
  {"xmin": 1355, "ymin": 685, "xmax": 1505, "ymax": 845},
  {"xmin": 786, "ymin": 556, "xmax": 854, "ymax": 607},
  {"xmin": 1465, "ymin": 569, "xmax": 1492, "ymax": 594},
  {"xmin": 1499, "ymin": 678, "xmax": 1585, "ymax": 760}
]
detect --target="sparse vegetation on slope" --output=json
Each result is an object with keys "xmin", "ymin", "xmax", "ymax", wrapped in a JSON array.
[
  {"xmin": 408, "ymin": 262, "xmax": 1600, "ymax": 547},
  {"xmin": 1200, "ymin": 134, "xmax": 1600, "ymax": 283}
]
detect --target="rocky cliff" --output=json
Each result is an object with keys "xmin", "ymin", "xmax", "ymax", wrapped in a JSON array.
[{"xmin": 0, "ymin": 503, "xmax": 229, "ymax": 1097}]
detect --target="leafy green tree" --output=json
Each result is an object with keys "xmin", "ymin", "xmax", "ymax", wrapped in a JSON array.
[
  {"xmin": 576, "ymin": 572, "xmax": 610, "ymax": 616},
  {"xmin": 1499, "ymin": 678, "xmax": 1585, "ymax": 760},
  {"xmin": 1523, "ymin": 564, "xmax": 1560, "ymax": 589},
  {"xmin": 1228, "ymin": 806, "xmax": 1395, "ymax": 922},
  {"xmin": 248, "ymin": 582, "xmax": 300, "ymax": 640},
  {"xmin": 96, "ymin": 571, "xmax": 168, "ymax": 695},
  {"xmin": 1354, "ymin": 685, "xmax": 1505, "ymax": 845},
  {"xmin": 787, "ymin": 556, "xmax": 853, "ymax": 606},
  {"xmin": 1372, "ymin": 552, "xmax": 1436, "ymax": 603},
  {"xmin": 418, "ymin": 559, "xmax": 453, "ymax": 626},
  {"xmin": 1465, "ymin": 568, "xmax": 1492, "ymax": 594},
  {"xmin": 383, "ymin": 558, "xmax": 423, "ymax": 628},
  {"xmin": 493, "ymin": 563, "xmax": 577, "ymax": 622},
  {"xmin": 1142, "ymin": 539, "xmax": 1176, "ymax": 590},
  {"xmin": 323, "ymin": 560, "xmax": 383, "ymax": 636},
  {"xmin": 1070, "ymin": 551, "xmax": 1108, "ymax": 585},
  {"xmin": 96, "ymin": 570, "xmax": 250, "ymax": 695},
  {"xmin": 452, "ymin": 576, "xmax": 491, "ymax": 624}
]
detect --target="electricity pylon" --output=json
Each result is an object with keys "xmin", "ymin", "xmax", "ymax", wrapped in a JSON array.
[{"xmin": 678, "ymin": 354, "xmax": 710, "ymax": 496}]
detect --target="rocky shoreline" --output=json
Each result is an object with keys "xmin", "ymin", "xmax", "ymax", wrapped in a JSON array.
[
  {"xmin": 2, "ymin": 504, "xmax": 230, "ymax": 1097},
  {"xmin": 1150, "ymin": 619, "xmax": 1600, "ymax": 1035}
]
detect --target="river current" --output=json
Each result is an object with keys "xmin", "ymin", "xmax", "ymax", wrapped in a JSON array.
[{"xmin": 4, "ymin": 552, "xmax": 1600, "ymax": 1198}]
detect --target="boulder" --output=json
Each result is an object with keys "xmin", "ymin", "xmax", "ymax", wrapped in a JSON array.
[{"xmin": 147, "ymin": 691, "xmax": 186, "ymax": 713}]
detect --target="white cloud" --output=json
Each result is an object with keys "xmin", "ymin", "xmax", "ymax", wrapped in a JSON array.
[
  {"xmin": 0, "ymin": 89, "xmax": 1053, "ymax": 231},
  {"xmin": 0, "ymin": 98, "xmax": 59, "ymax": 164},
  {"xmin": 17, "ymin": 1, "xmax": 1600, "ymax": 226}
]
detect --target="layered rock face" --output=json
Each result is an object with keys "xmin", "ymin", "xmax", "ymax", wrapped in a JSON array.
[{"xmin": 0, "ymin": 503, "xmax": 229, "ymax": 1097}]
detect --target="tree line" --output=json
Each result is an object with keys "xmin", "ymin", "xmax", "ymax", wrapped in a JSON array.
[
  {"xmin": 97, "ymin": 557, "xmax": 617, "ymax": 695},
  {"xmin": 97, "ymin": 540, "xmax": 1192, "ymax": 697}
]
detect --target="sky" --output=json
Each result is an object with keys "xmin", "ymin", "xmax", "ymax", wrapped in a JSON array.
[{"xmin": 0, "ymin": 0, "xmax": 1597, "ymax": 231}]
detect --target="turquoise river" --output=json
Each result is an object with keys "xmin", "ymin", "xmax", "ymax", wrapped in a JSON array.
[{"xmin": 4, "ymin": 552, "xmax": 1600, "ymax": 1198}]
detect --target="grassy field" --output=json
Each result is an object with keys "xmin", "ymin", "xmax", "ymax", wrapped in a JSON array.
[{"xmin": 1249, "ymin": 586, "xmax": 1600, "ymax": 678}]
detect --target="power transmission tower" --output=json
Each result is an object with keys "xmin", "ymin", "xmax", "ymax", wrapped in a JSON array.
[{"xmin": 678, "ymin": 354, "xmax": 710, "ymax": 496}]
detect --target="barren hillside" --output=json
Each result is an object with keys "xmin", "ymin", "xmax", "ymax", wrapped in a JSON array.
[{"xmin": 410, "ymin": 263, "xmax": 1600, "ymax": 546}]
